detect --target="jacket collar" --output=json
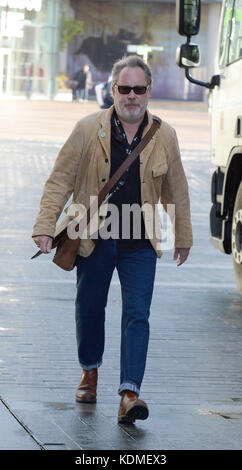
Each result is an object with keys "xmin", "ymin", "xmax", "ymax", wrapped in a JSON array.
[
  {"xmin": 139, "ymin": 108, "xmax": 158, "ymax": 168},
  {"xmin": 98, "ymin": 105, "xmax": 115, "ymax": 156}
]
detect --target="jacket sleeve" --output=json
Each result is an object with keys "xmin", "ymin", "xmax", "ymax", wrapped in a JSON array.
[
  {"xmin": 160, "ymin": 127, "xmax": 193, "ymax": 248},
  {"xmin": 32, "ymin": 121, "xmax": 84, "ymax": 238}
]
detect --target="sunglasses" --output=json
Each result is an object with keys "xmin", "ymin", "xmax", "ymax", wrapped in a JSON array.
[{"xmin": 115, "ymin": 85, "xmax": 149, "ymax": 95}]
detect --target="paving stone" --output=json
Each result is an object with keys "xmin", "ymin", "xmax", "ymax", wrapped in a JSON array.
[{"xmin": 0, "ymin": 401, "xmax": 40, "ymax": 450}]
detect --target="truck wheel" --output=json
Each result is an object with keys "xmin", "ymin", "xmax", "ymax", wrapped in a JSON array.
[{"xmin": 232, "ymin": 181, "xmax": 242, "ymax": 294}]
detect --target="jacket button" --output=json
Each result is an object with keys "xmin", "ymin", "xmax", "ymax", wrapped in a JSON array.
[
  {"xmin": 102, "ymin": 178, "xmax": 106, "ymax": 182},
  {"xmin": 105, "ymin": 158, "xmax": 108, "ymax": 163}
]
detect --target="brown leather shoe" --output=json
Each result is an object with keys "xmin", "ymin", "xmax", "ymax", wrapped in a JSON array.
[
  {"xmin": 76, "ymin": 368, "xmax": 97, "ymax": 403},
  {"xmin": 118, "ymin": 390, "xmax": 149, "ymax": 424}
]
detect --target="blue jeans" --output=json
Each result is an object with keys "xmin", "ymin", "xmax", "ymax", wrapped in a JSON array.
[
  {"xmin": 75, "ymin": 239, "xmax": 157, "ymax": 396},
  {"xmin": 80, "ymin": 88, "xmax": 89, "ymax": 100}
]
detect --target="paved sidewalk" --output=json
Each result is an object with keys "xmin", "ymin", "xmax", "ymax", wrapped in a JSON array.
[
  {"xmin": 0, "ymin": 98, "xmax": 210, "ymax": 150},
  {"xmin": 0, "ymin": 100, "xmax": 241, "ymax": 451},
  {"xmin": 0, "ymin": 399, "xmax": 41, "ymax": 450}
]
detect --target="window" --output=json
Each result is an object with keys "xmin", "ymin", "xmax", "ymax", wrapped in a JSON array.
[
  {"xmin": 0, "ymin": 0, "xmax": 61, "ymax": 96},
  {"xmin": 219, "ymin": 0, "xmax": 234, "ymax": 67},
  {"xmin": 228, "ymin": 0, "xmax": 242, "ymax": 62}
]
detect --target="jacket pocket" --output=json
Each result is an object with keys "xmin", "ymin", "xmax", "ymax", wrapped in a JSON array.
[{"xmin": 152, "ymin": 162, "xmax": 168, "ymax": 178}]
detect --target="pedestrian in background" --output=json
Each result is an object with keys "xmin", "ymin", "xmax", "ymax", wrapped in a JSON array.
[
  {"xmin": 32, "ymin": 55, "xmax": 193, "ymax": 425},
  {"xmin": 72, "ymin": 66, "xmax": 85, "ymax": 101},
  {"xmin": 81, "ymin": 64, "xmax": 92, "ymax": 101},
  {"xmin": 26, "ymin": 62, "xmax": 33, "ymax": 98},
  {"xmin": 72, "ymin": 64, "xmax": 92, "ymax": 102}
]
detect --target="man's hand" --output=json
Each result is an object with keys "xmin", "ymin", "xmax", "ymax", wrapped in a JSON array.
[
  {"xmin": 173, "ymin": 247, "xmax": 190, "ymax": 266},
  {"xmin": 33, "ymin": 235, "xmax": 53, "ymax": 254}
]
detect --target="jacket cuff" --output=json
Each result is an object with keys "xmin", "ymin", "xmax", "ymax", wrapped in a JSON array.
[
  {"xmin": 174, "ymin": 239, "xmax": 193, "ymax": 248},
  {"xmin": 32, "ymin": 234, "xmax": 54, "ymax": 239}
]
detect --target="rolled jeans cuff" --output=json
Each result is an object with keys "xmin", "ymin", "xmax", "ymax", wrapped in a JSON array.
[
  {"xmin": 118, "ymin": 382, "xmax": 140, "ymax": 396},
  {"xmin": 80, "ymin": 360, "xmax": 102, "ymax": 371}
]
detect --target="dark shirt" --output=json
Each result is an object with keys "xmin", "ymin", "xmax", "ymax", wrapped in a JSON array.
[
  {"xmin": 74, "ymin": 69, "xmax": 86, "ymax": 89},
  {"xmin": 93, "ymin": 109, "xmax": 152, "ymax": 252}
]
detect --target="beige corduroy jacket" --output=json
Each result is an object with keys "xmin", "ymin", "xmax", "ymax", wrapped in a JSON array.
[{"xmin": 32, "ymin": 105, "xmax": 193, "ymax": 258}]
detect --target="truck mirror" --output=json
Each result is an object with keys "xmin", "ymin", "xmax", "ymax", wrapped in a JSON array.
[
  {"xmin": 176, "ymin": 43, "xmax": 200, "ymax": 68},
  {"xmin": 176, "ymin": 0, "xmax": 201, "ymax": 37}
]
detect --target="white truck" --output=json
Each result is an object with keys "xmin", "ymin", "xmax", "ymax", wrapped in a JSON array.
[{"xmin": 176, "ymin": 0, "xmax": 242, "ymax": 293}]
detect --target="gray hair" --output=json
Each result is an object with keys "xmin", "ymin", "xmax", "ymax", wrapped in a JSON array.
[{"xmin": 111, "ymin": 55, "xmax": 153, "ymax": 88}]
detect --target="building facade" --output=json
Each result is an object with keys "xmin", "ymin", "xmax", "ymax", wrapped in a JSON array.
[
  {"xmin": 64, "ymin": 0, "xmax": 222, "ymax": 101},
  {"xmin": 0, "ymin": 0, "xmax": 223, "ymax": 101},
  {"xmin": 0, "ymin": 0, "xmax": 62, "ymax": 98}
]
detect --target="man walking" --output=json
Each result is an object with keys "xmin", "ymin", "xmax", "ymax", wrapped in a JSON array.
[
  {"xmin": 81, "ymin": 64, "xmax": 92, "ymax": 101},
  {"xmin": 32, "ymin": 55, "xmax": 192, "ymax": 424}
]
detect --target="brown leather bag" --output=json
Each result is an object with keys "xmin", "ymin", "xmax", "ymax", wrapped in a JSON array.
[{"xmin": 31, "ymin": 116, "xmax": 161, "ymax": 271}]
